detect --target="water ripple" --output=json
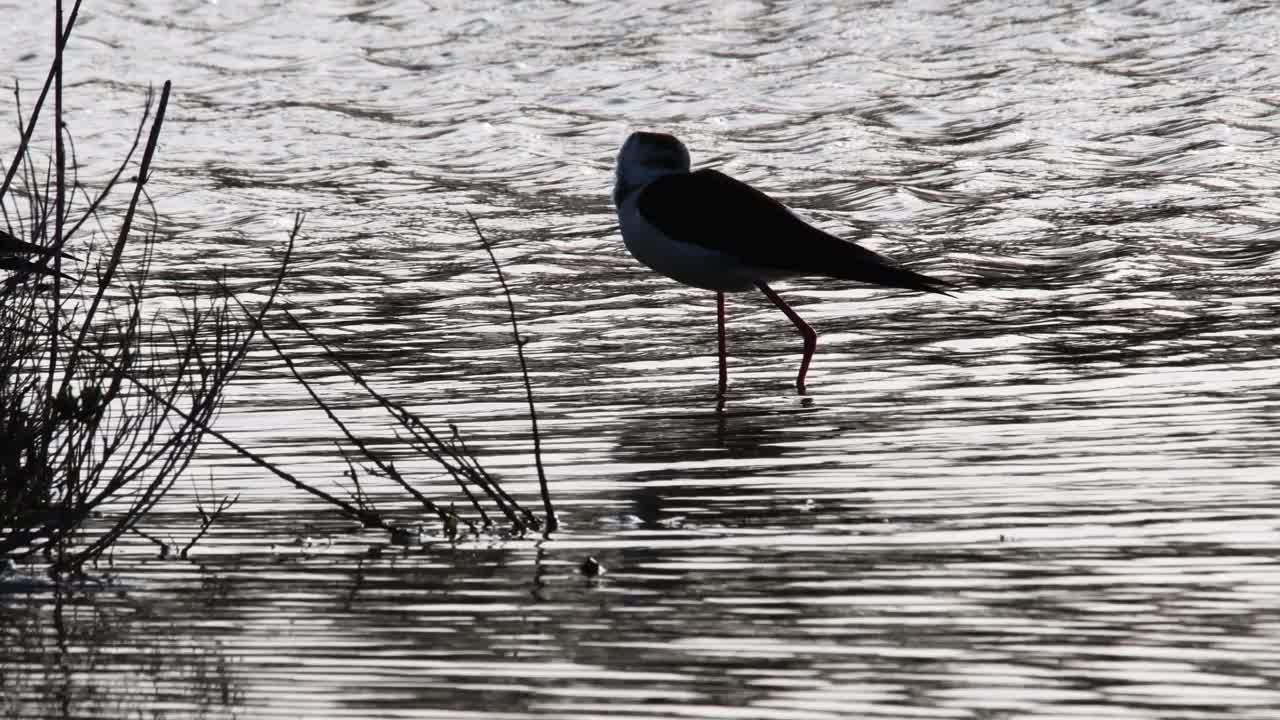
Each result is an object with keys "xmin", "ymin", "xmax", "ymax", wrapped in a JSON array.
[{"xmin": 5, "ymin": 0, "xmax": 1280, "ymax": 718}]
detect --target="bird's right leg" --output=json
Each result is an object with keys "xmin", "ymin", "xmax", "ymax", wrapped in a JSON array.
[
  {"xmin": 756, "ymin": 282, "xmax": 817, "ymax": 394},
  {"xmin": 716, "ymin": 291, "xmax": 728, "ymax": 396}
]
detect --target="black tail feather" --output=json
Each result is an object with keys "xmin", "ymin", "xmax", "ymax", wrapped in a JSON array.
[
  {"xmin": 828, "ymin": 243, "xmax": 956, "ymax": 297},
  {"xmin": 871, "ymin": 264, "xmax": 956, "ymax": 297}
]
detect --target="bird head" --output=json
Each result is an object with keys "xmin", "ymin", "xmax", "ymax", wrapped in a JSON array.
[{"xmin": 613, "ymin": 131, "xmax": 690, "ymax": 206}]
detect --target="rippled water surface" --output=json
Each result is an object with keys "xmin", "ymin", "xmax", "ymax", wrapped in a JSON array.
[{"xmin": 5, "ymin": 0, "xmax": 1280, "ymax": 718}]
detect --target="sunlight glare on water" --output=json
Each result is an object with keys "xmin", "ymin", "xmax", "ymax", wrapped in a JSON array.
[{"xmin": 3, "ymin": 0, "xmax": 1280, "ymax": 718}]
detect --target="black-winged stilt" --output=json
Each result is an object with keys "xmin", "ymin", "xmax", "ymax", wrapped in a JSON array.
[{"xmin": 612, "ymin": 131, "xmax": 952, "ymax": 395}]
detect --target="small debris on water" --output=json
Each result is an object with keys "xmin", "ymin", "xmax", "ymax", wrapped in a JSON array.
[
  {"xmin": 579, "ymin": 556, "xmax": 605, "ymax": 577},
  {"xmin": 390, "ymin": 525, "xmax": 425, "ymax": 546},
  {"xmin": 600, "ymin": 514, "xmax": 643, "ymax": 529}
]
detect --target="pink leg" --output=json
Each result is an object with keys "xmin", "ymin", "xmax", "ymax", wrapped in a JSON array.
[
  {"xmin": 716, "ymin": 291, "xmax": 728, "ymax": 396},
  {"xmin": 756, "ymin": 282, "xmax": 817, "ymax": 394}
]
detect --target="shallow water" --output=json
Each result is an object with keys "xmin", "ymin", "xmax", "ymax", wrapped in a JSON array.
[{"xmin": 4, "ymin": 0, "xmax": 1280, "ymax": 718}]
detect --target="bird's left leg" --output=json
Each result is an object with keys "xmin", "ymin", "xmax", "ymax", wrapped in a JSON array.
[
  {"xmin": 756, "ymin": 282, "xmax": 817, "ymax": 394},
  {"xmin": 716, "ymin": 291, "xmax": 728, "ymax": 396}
]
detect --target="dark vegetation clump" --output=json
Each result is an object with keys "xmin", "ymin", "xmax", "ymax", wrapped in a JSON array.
[
  {"xmin": 0, "ymin": 1, "xmax": 284, "ymax": 569},
  {"xmin": 2, "ymin": 2, "xmax": 556, "ymax": 576}
]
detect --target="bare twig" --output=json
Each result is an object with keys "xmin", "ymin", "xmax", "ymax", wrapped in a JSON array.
[
  {"xmin": 244, "ymin": 313, "xmax": 457, "ymax": 528},
  {"xmin": 57, "ymin": 81, "xmax": 170, "ymax": 398},
  {"xmin": 43, "ymin": 0, "xmax": 68, "ymax": 485},
  {"xmin": 180, "ymin": 490, "xmax": 238, "ymax": 559},
  {"xmin": 127, "ymin": 526, "xmax": 170, "ymax": 559},
  {"xmin": 465, "ymin": 212, "xmax": 557, "ymax": 533},
  {"xmin": 0, "ymin": 0, "xmax": 83, "ymax": 206},
  {"xmin": 279, "ymin": 309, "xmax": 535, "ymax": 530},
  {"xmin": 336, "ymin": 442, "xmax": 375, "ymax": 514},
  {"xmin": 42, "ymin": 315, "xmax": 392, "ymax": 532}
]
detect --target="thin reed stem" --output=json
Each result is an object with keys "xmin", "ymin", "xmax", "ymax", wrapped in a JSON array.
[
  {"xmin": 249, "ymin": 317, "xmax": 456, "ymax": 528},
  {"xmin": 465, "ymin": 212, "xmax": 557, "ymax": 534},
  {"xmin": 279, "ymin": 309, "xmax": 532, "ymax": 530},
  {"xmin": 57, "ymin": 81, "xmax": 169, "ymax": 398},
  {"xmin": 0, "ymin": 0, "xmax": 82, "ymax": 206},
  {"xmin": 44, "ymin": 0, "xmax": 67, "ymax": 476}
]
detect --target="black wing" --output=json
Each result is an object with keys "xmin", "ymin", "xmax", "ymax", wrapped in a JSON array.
[{"xmin": 637, "ymin": 169, "xmax": 952, "ymax": 295}]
